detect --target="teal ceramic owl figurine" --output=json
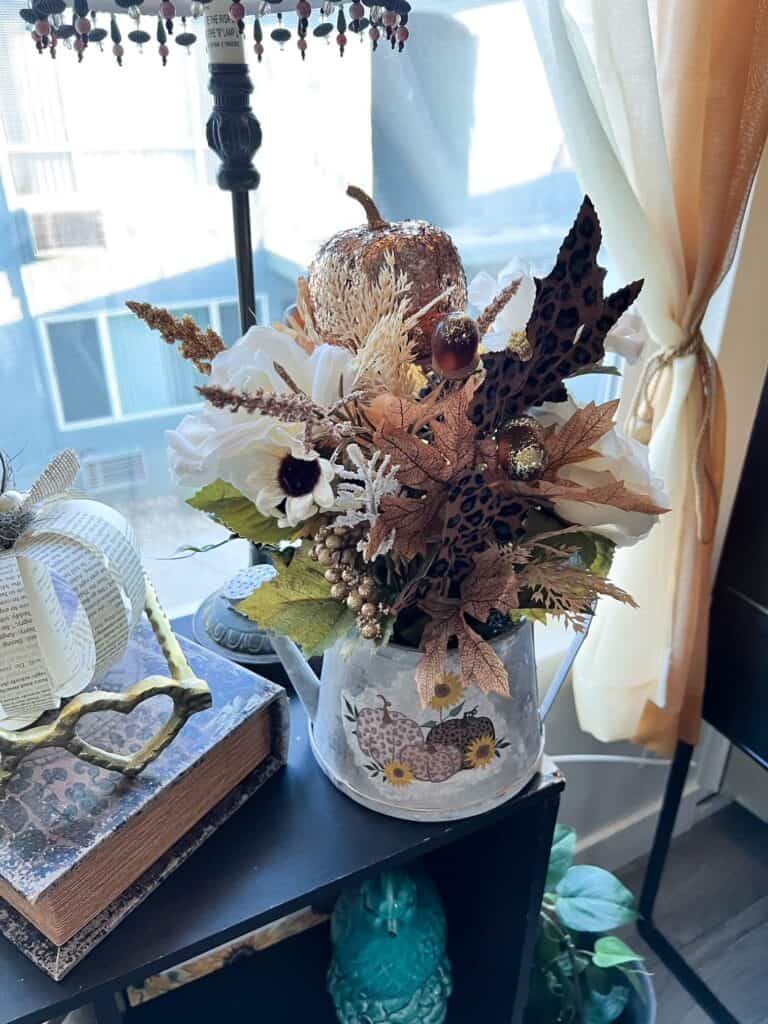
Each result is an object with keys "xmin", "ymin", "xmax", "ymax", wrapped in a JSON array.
[{"xmin": 327, "ymin": 869, "xmax": 452, "ymax": 1024}]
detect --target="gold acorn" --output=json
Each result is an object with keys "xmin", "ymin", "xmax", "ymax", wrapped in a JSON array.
[{"xmin": 497, "ymin": 416, "xmax": 548, "ymax": 481}]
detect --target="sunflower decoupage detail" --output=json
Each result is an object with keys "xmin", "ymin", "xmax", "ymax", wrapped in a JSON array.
[
  {"xmin": 428, "ymin": 672, "xmax": 464, "ymax": 711},
  {"xmin": 342, "ymin": 689, "xmax": 510, "ymax": 788}
]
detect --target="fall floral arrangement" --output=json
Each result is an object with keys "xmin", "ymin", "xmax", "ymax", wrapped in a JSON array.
[{"xmin": 132, "ymin": 189, "xmax": 666, "ymax": 706}]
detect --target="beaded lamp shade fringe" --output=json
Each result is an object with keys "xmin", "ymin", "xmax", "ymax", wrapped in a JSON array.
[{"xmin": 18, "ymin": 0, "xmax": 413, "ymax": 63}]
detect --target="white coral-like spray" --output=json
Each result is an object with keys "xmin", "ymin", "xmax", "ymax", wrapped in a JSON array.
[{"xmin": 332, "ymin": 444, "xmax": 400, "ymax": 555}]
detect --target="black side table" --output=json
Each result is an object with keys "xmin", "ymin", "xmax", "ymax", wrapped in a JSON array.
[
  {"xmin": 0, "ymin": 616, "xmax": 563, "ymax": 1024},
  {"xmin": 638, "ymin": 371, "xmax": 768, "ymax": 1024}
]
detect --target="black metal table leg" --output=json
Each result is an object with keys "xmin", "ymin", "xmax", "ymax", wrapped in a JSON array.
[
  {"xmin": 638, "ymin": 741, "xmax": 694, "ymax": 922},
  {"xmin": 638, "ymin": 741, "xmax": 739, "ymax": 1024}
]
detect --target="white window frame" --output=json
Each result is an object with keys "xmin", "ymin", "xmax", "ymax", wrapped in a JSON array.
[{"xmin": 39, "ymin": 295, "xmax": 269, "ymax": 432}]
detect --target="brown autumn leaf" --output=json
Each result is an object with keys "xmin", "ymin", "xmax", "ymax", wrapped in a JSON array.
[
  {"xmin": 531, "ymin": 476, "xmax": 669, "ymax": 516},
  {"xmin": 458, "ymin": 621, "xmax": 510, "ymax": 696},
  {"xmin": 374, "ymin": 424, "xmax": 452, "ymax": 489},
  {"xmin": 461, "ymin": 547, "xmax": 525, "ymax": 621},
  {"xmin": 543, "ymin": 399, "xmax": 619, "ymax": 477},
  {"xmin": 518, "ymin": 555, "xmax": 638, "ymax": 631},
  {"xmin": 366, "ymin": 492, "xmax": 443, "ymax": 561},
  {"xmin": 430, "ymin": 377, "xmax": 479, "ymax": 473},
  {"xmin": 415, "ymin": 607, "xmax": 464, "ymax": 706},
  {"xmin": 366, "ymin": 385, "xmax": 444, "ymax": 433}
]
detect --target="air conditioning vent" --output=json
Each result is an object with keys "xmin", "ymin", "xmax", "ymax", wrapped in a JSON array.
[
  {"xmin": 80, "ymin": 451, "xmax": 146, "ymax": 493},
  {"xmin": 31, "ymin": 211, "xmax": 105, "ymax": 255}
]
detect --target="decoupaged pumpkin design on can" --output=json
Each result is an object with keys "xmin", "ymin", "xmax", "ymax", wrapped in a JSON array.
[{"xmin": 342, "ymin": 675, "xmax": 510, "ymax": 788}]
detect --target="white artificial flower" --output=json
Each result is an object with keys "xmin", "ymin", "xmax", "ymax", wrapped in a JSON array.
[
  {"xmin": 247, "ymin": 443, "xmax": 336, "ymax": 528},
  {"xmin": 167, "ymin": 326, "xmax": 352, "ymax": 526},
  {"xmin": 468, "ymin": 262, "xmax": 647, "ymax": 363},
  {"xmin": 468, "ymin": 259, "xmax": 537, "ymax": 353},
  {"xmin": 532, "ymin": 397, "xmax": 668, "ymax": 547},
  {"xmin": 208, "ymin": 324, "xmax": 353, "ymax": 402},
  {"xmin": 601, "ymin": 312, "xmax": 648, "ymax": 365}
]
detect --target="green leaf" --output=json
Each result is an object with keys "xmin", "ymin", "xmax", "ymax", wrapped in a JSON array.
[
  {"xmin": 187, "ymin": 480, "xmax": 297, "ymax": 544},
  {"xmin": 588, "ymin": 535, "xmax": 615, "ymax": 577},
  {"xmin": 510, "ymin": 607, "xmax": 549, "ymax": 626},
  {"xmin": 568, "ymin": 363, "xmax": 622, "ymax": 379},
  {"xmin": 236, "ymin": 543, "xmax": 353, "ymax": 655},
  {"xmin": 592, "ymin": 936, "xmax": 644, "ymax": 969},
  {"xmin": 546, "ymin": 825, "xmax": 576, "ymax": 890},
  {"xmin": 555, "ymin": 866, "xmax": 638, "ymax": 932},
  {"xmin": 583, "ymin": 983, "xmax": 630, "ymax": 1024},
  {"xmin": 522, "ymin": 510, "xmax": 616, "ymax": 579}
]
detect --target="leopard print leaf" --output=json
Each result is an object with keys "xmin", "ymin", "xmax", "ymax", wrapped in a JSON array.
[
  {"xmin": 470, "ymin": 196, "xmax": 644, "ymax": 434},
  {"xmin": 425, "ymin": 470, "xmax": 532, "ymax": 592}
]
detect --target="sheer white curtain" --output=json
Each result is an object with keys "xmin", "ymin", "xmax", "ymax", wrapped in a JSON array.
[{"xmin": 526, "ymin": 0, "xmax": 768, "ymax": 753}]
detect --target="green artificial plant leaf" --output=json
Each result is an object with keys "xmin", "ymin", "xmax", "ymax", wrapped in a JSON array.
[
  {"xmin": 520, "ymin": 509, "xmax": 616, "ymax": 579},
  {"xmin": 555, "ymin": 865, "xmax": 639, "ymax": 932},
  {"xmin": 588, "ymin": 534, "xmax": 615, "ymax": 577},
  {"xmin": 567, "ymin": 363, "xmax": 622, "ymax": 379},
  {"xmin": 187, "ymin": 480, "xmax": 297, "ymax": 545},
  {"xmin": 236, "ymin": 543, "xmax": 353, "ymax": 655},
  {"xmin": 592, "ymin": 936, "xmax": 644, "ymax": 969},
  {"xmin": 546, "ymin": 825, "xmax": 577, "ymax": 890},
  {"xmin": 583, "ymin": 983, "xmax": 631, "ymax": 1024},
  {"xmin": 510, "ymin": 607, "xmax": 549, "ymax": 626}
]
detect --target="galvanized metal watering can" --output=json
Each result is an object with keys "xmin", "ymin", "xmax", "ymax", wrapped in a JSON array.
[{"xmin": 271, "ymin": 623, "xmax": 586, "ymax": 822}]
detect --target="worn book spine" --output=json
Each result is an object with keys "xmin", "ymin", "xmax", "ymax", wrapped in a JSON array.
[
  {"xmin": 0, "ymin": 747, "xmax": 288, "ymax": 981},
  {"xmin": 0, "ymin": 625, "xmax": 290, "ymax": 980}
]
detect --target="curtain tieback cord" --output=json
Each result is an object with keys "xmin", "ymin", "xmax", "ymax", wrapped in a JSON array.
[{"xmin": 626, "ymin": 327, "xmax": 717, "ymax": 544}]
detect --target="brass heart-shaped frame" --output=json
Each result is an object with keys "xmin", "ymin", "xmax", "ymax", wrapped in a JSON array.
[{"xmin": 0, "ymin": 577, "xmax": 212, "ymax": 787}]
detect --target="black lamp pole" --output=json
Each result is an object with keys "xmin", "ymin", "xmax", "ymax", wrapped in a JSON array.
[
  {"xmin": 194, "ymin": 14, "xmax": 279, "ymax": 661},
  {"xmin": 204, "ymin": 14, "xmax": 262, "ymax": 334}
]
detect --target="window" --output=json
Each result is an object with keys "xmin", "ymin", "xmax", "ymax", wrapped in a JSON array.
[
  {"xmin": 41, "ymin": 298, "xmax": 268, "ymax": 428},
  {"xmin": 31, "ymin": 211, "xmax": 106, "ymax": 254},
  {"xmin": 1, "ymin": 2, "xmax": 624, "ymax": 616},
  {"xmin": 46, "ymin": 317, "xmax": 112, "ymax": 424},
  {"xmin": 9, "ymin": 153, "xmax": 76, "ymax": 196}
]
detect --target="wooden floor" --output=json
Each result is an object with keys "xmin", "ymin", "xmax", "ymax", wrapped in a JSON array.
[{"xmin": 617, "ymin": 803, "xmax": 768, "ymax": 1024}]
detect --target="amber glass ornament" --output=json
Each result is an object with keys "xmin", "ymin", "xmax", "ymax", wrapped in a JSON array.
[
  {"xmin": 430, "ymin": 312, "xmax": 480, "ymax": 379},
  {"xmin": 497, "ymin": 416, "xmax": 548, "ymax": 480},
  {"xmin": 307, "ymin": 186, "xmax": 466, "ymax": 350}
]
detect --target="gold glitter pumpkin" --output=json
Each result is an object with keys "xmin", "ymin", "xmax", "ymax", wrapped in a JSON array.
[{"xmin": 307, "ymin": 186, "xmax": 467, "ymax": 352}]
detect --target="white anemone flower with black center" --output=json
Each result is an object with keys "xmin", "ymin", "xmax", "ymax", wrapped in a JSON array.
[
  {"xmin": 248, "ymin": 442, "xmax": 336, "ymax": 528},
  {"xmin": 167, "ymin": 325, "xmax": 353, "ymax": 527}
]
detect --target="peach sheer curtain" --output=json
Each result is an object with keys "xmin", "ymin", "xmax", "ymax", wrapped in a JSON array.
[{"xmin": 526, "ymin": 0, "xmax": 768, "ymax": 753}]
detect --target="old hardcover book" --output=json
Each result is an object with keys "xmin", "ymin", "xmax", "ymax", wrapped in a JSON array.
[{"xmin": 0, "ymin": 621, "xmax": 289, "ymax": 978}]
